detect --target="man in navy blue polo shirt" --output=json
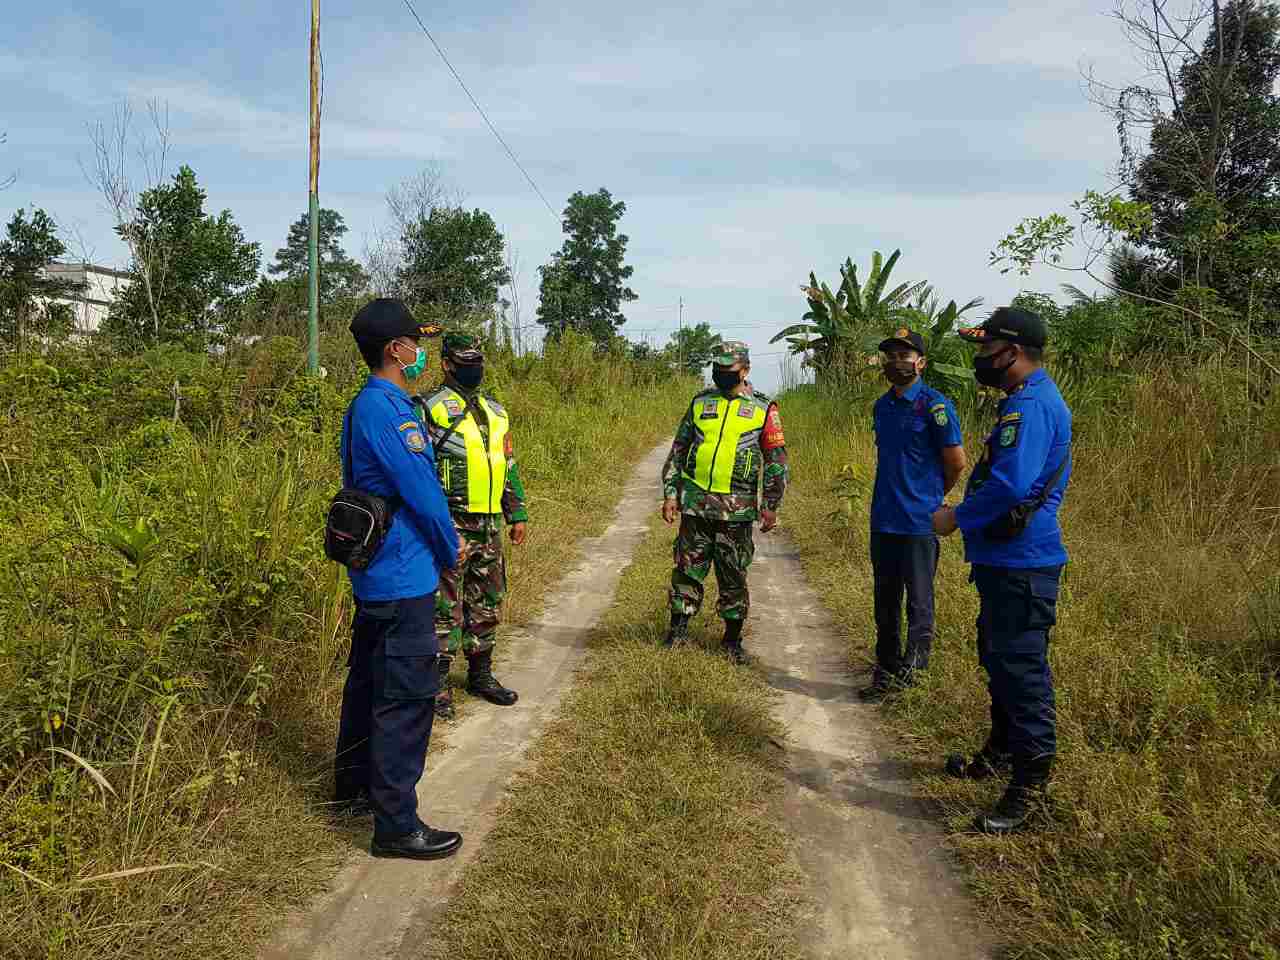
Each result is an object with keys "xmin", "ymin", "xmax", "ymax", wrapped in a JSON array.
[
  {"xmin": 862, "ymin": 328, "xmax": 967, "ymax": 701},
  {"xmin": 932, "ymin": 306, "xmax": 1072, "ymax": 834},
  {"xmin": 334, "ymin": 298, "xmax": 465, "ymax": 861}
]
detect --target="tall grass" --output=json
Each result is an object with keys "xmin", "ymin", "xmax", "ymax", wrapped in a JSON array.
[
  {"xmin": 776, "ymin": 357, "xmax": 1280, "ymax": 959},
  {"xmin": 0, "ymin": 331, "xmax": 694, "ymax": 959}
]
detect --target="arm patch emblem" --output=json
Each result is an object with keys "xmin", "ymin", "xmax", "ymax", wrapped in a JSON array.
[
  {"xmin": 699, "ymin": 400, "xmax": 720, "ymax": 419},
  {"xmin": 999, "ymin": 424, "xmax": 1019, "ymax": 447},
  {"xmin": 404, "ymin": 429, "xmax": 427, "ymax": 453},
  {"xmin": 931, "ymin": 404, "xmax": 949, "ymax": 427}
]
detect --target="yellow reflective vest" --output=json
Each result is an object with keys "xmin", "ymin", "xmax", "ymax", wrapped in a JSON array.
[
  {"xmin": 682, "ymin": 391, "xmax": 768, "ymax": 494},
  {"xmin": 422, "ymin": 387, "xmax": 510, "ymax": 515}
]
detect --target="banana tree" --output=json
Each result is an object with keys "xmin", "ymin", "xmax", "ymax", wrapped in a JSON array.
[
  {"xmin": 770, "ymin": 249, "xmax": 927, "ymax": 376},
  {"xmin": 858, "ymin": 288, "xmax": 984, "ymax": 384}
]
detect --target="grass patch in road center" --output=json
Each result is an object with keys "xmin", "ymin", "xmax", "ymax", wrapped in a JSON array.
[{"xmin": 433, "ymin": 519, "xmax": 803, "ymax": 960}]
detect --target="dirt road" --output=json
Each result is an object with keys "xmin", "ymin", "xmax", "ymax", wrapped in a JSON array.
[
  {"xmin": 262, "ymin": 442, "xmax": 991, "ymax": 959},
  {"xmin": 749, "ymin": 532, "xmax": 992, "ymax": 958},
  {"xmin": 260, "ymin": 443, "xmax": 669, "ymax": 960}
]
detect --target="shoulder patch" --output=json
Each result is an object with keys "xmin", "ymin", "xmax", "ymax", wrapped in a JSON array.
[
  {"xmin": 999, "ymin": 423, "xmax": 1019, "ymax": 448},
  {"xmin": 1000, "ymin": 411, "xmax": 1022, "ymax": 423},
  {"xmin": 404, "ymin": 429, "xmax": 427, "ymax": 453},
  {"xmin": 398, "ymin": 420, "xmax": 418, "ymax": 432},
  {"xmin": 737, "ymin": 400, "xmax": 757, "ymax": 418},
  {"xmin": 933, "ymin": 406, "xmax": 949, "ymax": 427},
  {"xmin": 699, "ymin": 398, "xmax": 720, "ymax": 419}
]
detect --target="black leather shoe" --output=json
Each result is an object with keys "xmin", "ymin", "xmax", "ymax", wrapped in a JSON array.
[
  {"xmin": 466, "ymin": 649, "xmax": 518, "ymax": 706},
  {"xmin": 370, "ymin": 826, "xmax": 463, "ymax": 860}
]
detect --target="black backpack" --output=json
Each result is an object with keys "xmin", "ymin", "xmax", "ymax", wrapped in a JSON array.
[{"xmin": 324, "ymin": 406, "xmax": 402, "ymax": 570}]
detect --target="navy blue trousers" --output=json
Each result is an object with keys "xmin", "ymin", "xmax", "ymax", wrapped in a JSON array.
[
  {"xmin": 870, "ymin": 533, "xmax": 940, "ymax": 678},
  {"xmin": 334, "ymin": 593, "xmax": 440, "ymax": 838},
  {"xmin": 972, "ymin": 565, "xmax": 1061, "ymax": 762}
]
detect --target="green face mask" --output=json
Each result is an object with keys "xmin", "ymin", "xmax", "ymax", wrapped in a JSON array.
[{"xmin": 395, "ymin": 341, "xmax": 427, "ymax": 380}]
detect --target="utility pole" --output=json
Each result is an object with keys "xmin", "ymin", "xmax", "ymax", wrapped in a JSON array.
[
  {"xmin": 306, "ymin": 0, "xmax": 321, "ymax": 375},
  {"xmin": 677, "ymin": 296, "xmax": 684, "ymax": 373}
]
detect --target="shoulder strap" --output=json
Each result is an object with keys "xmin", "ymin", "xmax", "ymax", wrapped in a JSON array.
[
  {"xmin": 343, "ymin": 402, "xmax": 354, "ymax": 488},
  {"xmin": 429, "ymin": 390, "xmax": 474, "ymax": 455},
  {"xmin": 1030, "ymin": 446, "xmax": 1070, "ymax": 510}
]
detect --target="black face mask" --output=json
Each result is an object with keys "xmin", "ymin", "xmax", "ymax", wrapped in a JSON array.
[
  {"xmin": 882, "ymin": 361, "xmax": 918, "ymax": 386},
  {"xmin": 452, "ymin": 363, "xmax": 484, "ymax": 390},
  {"xmin": 711, "ymin": 368, "xmax": 741, "ymax": 393},
  {"xmin": 973, "ymin": 348, "xmax": 1015, "ymax": 388}
]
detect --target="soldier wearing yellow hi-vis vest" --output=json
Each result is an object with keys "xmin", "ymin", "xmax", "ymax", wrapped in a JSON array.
[
  {"xmin": 417, "ymin": 332, "xmax": 528, "ymax": 720},
  {"xmin": 660, "ymin": 340, "xmax": 789, "ymax": 663}
]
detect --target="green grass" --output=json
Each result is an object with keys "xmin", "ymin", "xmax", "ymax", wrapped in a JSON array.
[
  {"xmin": 0, "ymin": 333, "xmax": 696, "ymax": 960},
  {"xmin": 775, "ymin": 364, "xmax": 1280, "ymax": 960},
  {"xmin": 432, "ymin": 517, "xmax": 803, "ymax": 960}
]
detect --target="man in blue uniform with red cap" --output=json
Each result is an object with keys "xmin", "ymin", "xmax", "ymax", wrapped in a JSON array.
[
  {"xmin": 333, "ymin": 297, "xmax": 465, "ymax": 860},
  {"xmin": 932, "ymin": 306, "xmax": 1072, "ymax": 834}
]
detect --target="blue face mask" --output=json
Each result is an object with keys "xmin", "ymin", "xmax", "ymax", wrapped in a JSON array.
[{"xmin": 452, "ymin": 363, "xmax": 483, "ymax": 390}]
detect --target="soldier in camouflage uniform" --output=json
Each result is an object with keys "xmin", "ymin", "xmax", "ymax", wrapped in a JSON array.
[
  {"xmin": 660, "ymin": 341, "xmax": 789, "ymax": 663},
  {"xmin": 417, "ymin": 333, "xmax": 528, "ymax": 719}
]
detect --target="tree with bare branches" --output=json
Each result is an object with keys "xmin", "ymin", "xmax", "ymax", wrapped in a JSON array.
[
  {"xmin": 1087, "ymin": 1, "xmax": 1280, "ymax": 308},
  {"xmin": 83, "ymin": 101, "xmax": 174, "ymax": 339}
]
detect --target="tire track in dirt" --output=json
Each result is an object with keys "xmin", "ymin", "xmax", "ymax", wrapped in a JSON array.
[{"xmin": 748, "ymin": 531, "xmax": 993, "ymax": 959}]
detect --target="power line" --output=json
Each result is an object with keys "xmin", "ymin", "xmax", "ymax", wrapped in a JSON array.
[{"xmin": 399, "ymin": 0, "xmax": 559, "ymax": 222}]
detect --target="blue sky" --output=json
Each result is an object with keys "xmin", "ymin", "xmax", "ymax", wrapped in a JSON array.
[{"xmin": 1, "ymin": 1, "xmax": 1140, "ymax": 390}]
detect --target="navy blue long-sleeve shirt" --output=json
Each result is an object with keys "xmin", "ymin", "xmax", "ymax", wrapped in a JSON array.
[
  {"xmin": 340, "ymin": 376, "xmax": 459, "ymax": 601},
  {"xmin": 956, "ymin": 368, "xmax": 1072, "ymax": 568}
]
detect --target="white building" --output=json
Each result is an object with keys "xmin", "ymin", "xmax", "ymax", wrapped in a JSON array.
[{"xmin": 41, "ymin": 261, "xmax": 129, "ymax": 335}]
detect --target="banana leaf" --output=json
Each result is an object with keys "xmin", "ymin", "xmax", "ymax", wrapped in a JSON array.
[
  {"xmin": 929, "ymin": 360, "xmax": 972, "ymax": 379},
  {"xmin": 770, "ymin": 323, "xmax": 820, "ymax": 344}
]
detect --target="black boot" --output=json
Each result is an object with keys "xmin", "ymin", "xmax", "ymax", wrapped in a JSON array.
[
  {"xmin": 975, "ymin": 754, "xmax": 1054, "ymax": 835},
  {"xmin": 721, "ymin": 618, "xmax": 748, "ymax": 664},
  {"xmin": 944, "ymin": 739, "xmax": 1012, "ymax": 780},
  {"xmin": 858, "ymin": 668, "xmax": 898, "ymax": 702},
  {"xmin": 662, "ymin": 612, "xmax": 691, "ymax": 648},
  {"xmin": 465, "ymin": 649, "xmax": 518, "ymax": 706},
  {"xmin": 434, "ymin": 655, "xmax": 455, "ymax": 720}
]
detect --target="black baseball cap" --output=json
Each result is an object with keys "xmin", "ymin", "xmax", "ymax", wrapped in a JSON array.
[
  {"xmin": 958, "ymin": 306, "xmax": 1047, "ymax": 348},
  {"xmin": 349, "ymin": 298, "xmax": 442, "ymax": 343},
  {"xmin": 878, "ymin": 327, "xmax": 927, "ymax": 356}
]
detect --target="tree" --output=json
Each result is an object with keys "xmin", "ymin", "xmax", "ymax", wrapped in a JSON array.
[
  {"xmin": 396, "ymin": 206, "xmax": 511, "ymax": 328},
  {"xmin": 104, "ymin": 165, "xmax": 260, "ymax": 347},
  {"xmin": 536, "ymin": 188, "xmax": 637, "ymax": 345},
  {"xmin": 0, "ymin": 208, "xmax": 83, "ymax": 353},
  {"xmin": 365, "ymin": 164, "xmax": 457, "ymax": 296},
  {"xmin": 665, "ymin": 322, "xmax": 722, "ymax": 374},
  {"xmin": 268, "ymin": 208, "xmax": 369, "ymax": 302},
  {"xmin": 770, "ymin": 250, "xmax": 926, "ymax": 378},
  {"xmin": 1091, "ymin": 1, "xmax": 1280, "ymax": 311}
]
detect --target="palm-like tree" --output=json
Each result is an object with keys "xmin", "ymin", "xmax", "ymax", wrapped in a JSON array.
[{"xmin": 770, "ymin": 250, "xmax": 927, "ymax": 376}]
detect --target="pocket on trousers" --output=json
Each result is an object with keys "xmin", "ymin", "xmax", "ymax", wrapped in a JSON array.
[
  {"xmin": 382, "ymin": 603, "xmax": 440, "ymax": 700},
  {"xmin": 1026, "ymin": 571, "xmax": 1060, "ymax": 633}
]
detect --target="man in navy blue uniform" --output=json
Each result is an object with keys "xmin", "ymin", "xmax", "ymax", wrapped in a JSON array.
[
  {"xmin": 334, "ymin": 298, "xmax": 465, "ymax": 860},
  {"xmin": 932, "ymin": 306, "xmax": 1072, "ymax": 834},
  {"xmin": 862, "ymin": 328, "xmax": 967, "ymax": 701}
]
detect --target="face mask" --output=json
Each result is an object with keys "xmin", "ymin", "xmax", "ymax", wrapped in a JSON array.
[
  {"xmin": 882, "ymin": 360, "xmax": 918, "ymax": 386},
  {"xmin": 973, "ymin": 347, "xmax": 1015, "ymax": 388},
  {"xmin": 395, "ymin": 341, "xmax": 427, "ymax": 381},
  {"xmin": 712, "ymin": 368, "xmax": 741, "ymax": 392},
  {"xmin": 452, "ymin": 363, "xmax": 483, "ymax": 390}
]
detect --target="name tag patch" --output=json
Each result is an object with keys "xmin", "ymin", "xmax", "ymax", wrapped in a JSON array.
[{"xmin": 444, "ymin": 398, "xmax": 463, "ymax": 416}]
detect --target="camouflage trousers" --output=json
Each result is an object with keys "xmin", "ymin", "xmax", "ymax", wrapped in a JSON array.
[
  {"xmin": 669, "ymin": 515, "xmax": 755, "ymax": 620},
  {"xmin": 435, "ymin": 518, "xmax": 506, "ymax": 656}
]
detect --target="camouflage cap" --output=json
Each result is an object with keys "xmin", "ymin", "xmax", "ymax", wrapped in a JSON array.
[
  {"xmin": 711, "ymin": 340, "xmax": 750, "ymax": 367},
  {"xmin": 442, "ymin": 331, "xmax": 484, "ymax": 363}
]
